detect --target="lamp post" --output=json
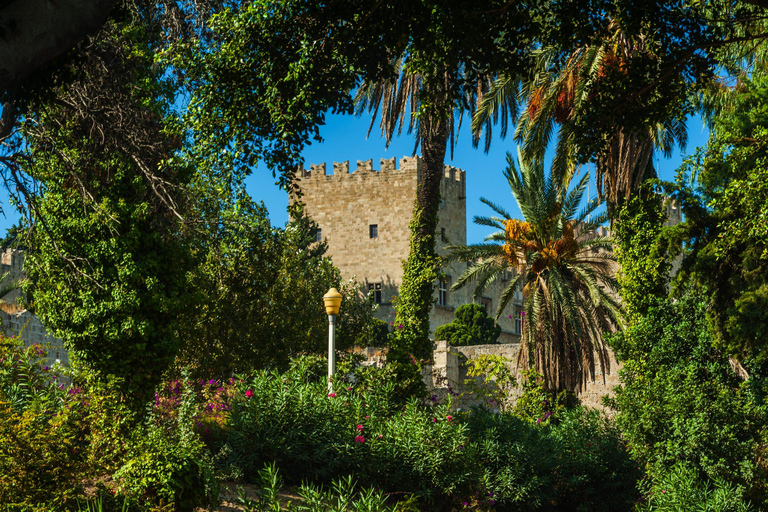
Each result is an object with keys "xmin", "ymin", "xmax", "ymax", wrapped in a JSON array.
[{"xmin": 323, "ymin": 287, "xmax": 343, "ymax": 393}]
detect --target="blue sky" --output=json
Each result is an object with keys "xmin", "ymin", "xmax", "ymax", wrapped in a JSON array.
[
  {"xmin": 0, "ymin": 112, "xmax": 710, "ymax": 243},
  {"xmin": 249, "ymin": 112, "xmax": 710, "ymax": 244}
]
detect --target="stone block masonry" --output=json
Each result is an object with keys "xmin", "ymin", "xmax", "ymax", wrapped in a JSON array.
[
  {"xmin": 0, "ymin": 249, "xmax": 70, "ymax": 374},
  {"xmin": 356, "ymin": 340, "xmax": 620, "ymax": 412},
  {"xmin": 294, "ymin": 156, "xmax": 521, "ymax": 341}
]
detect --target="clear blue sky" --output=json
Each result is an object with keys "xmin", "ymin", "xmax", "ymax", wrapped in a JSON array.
[
  {"xmin": 0, "ymin": 113, "xmax": 710, "ymax": 243},
  {"xmin": 249, "ymin": 112, "xmax": 710, "ymax": 244}
]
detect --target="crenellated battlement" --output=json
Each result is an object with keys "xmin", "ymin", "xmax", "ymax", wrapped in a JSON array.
[{"xmin": 299, "ymin": 156, "xmax": 465, "ymax": 186}]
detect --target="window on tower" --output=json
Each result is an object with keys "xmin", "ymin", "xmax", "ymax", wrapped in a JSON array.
[
  {"xmin": 369, "ymin": 224, "xmax": 378, "ymax": 238},
  {"xmin": 368, "ymin": 282, "xmax": 382, "ymax": 303},
  {"xmin": 438, "ymin": 277, "xmax": 450, "ymax": 306}
]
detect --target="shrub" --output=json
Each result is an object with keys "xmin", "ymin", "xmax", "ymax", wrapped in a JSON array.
[
  {"xmin": 513, "ymin": 370, "xmax": 573, "ymax": 425},
  {"xmin": 222, "ymin": 357, "xmax": 476, "ymax": 508},
  {"xmin": 435, "ymin": 303, "xmax": 501, "ymax": 346},
  {"xmin": 114, "ymin": 371, "xmax": 219, "ymax": 511},
  {"xmin": 0, "ymin": 336, "xmax": 67, "ymax": 413},
  {"xmin": 72, "ymin": 365, "xmax": 138, "ymax": 474},
  {"xmin": 0, "ymin": 335, "xmax": 88, "ymax": 509},
  {"xmin": 607, "ymin": 293, "xmax": 768, "ymax": 502},
  {"xmin": 222, "ymin": 355, "xmax": 640, "ymax": 510},
  {"xmin": 0, "ymin": 399, "xmax": 87, "ymax": 510},
  {"xmin": 639, "ymin": 463, "xmax": 754, "ymax": 512},
  {"xmin": 467, "ymin": 407, "xmax": 640, "ymax": 511}
]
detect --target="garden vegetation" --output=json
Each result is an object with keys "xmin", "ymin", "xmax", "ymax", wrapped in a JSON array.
[{"xmin": 0, "ymin": 0, "xmax": 767, "ymax": 511}]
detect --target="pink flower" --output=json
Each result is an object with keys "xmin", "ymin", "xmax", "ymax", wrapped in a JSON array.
[
  {"xmin": 446, "ymin": 415, "xmax": 453, "ymax": 421},
  {"xmin": 245, "ymin": 389, "xmax": 253, "ymax": 399},
  {"xmin": 365, "ymin": 415, "xmax": 369, "ymax": 419},
  {"xmin": 378, "ymin": 434, "xmax": 383, "ymax": 439},
  {"xmin": 357, "ymin": 424, "xmax": 364, "ymax": 431},
  {"xmin": 432, "ymin": 418, "xmax": 437, "ymax": 423},
  {"xmin": 328, "ymin": 393, "xmax": 337, "ymax": 397},
  {"xmin": 347, "ymin": 387, "xmax": 351, "ymax": 390},
  {"xmin": 355, "ymin": 435, "xmax": 365, "ymax": 443}
]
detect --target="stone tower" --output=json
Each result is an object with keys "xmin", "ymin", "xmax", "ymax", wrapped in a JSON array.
[{"xmin": 294, "ymin": 156, "xmax": 521, "ymax": 343}]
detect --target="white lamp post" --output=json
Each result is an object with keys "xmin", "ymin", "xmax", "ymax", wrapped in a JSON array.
[{"xmin": 323, "ymin": 287, "xmax": 343, "ymax": 393}]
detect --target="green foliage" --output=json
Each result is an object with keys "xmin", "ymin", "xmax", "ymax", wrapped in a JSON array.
[
  {"xmin": 73, "ymin": 365, "xmax": 137, "ymax": 474},
  {"xmin": 176, "ymin": 199, "xmax": 380, "ymax": 378},
  {"xmin": 463, "ymin": 354, "xmax": 516, "ymax": 410},
  {"xmin": 388, "ymin": 212, "xmax": 439, "ymax": 369},
  {"xmin": 114, "ymin": 371, "xmax": 219, "ymax": 511},
  {"xmin": 222, "ymin": 356, "xmax": 473, "ymax": 508},
  {"xmin": 0, "ymin": 399, "xmax": 87, "ymax": 510},
  {"xmin": 435, "ymin": 303, "xmax": 501, "ymax": 346},
  {"xmin": 612, "ymin": 187, "xmax": 672, "ymax": 321},
  {"xmin": 237, "ymin": 463, "xmax": 413, "ymax": 512},
  {"xmin": 221, "ymin": 355, "xmax": 639, "ymax": 510},
  {"xmin": 21, "ymin": 20, "xmax": 192, "ymax": 408},
  {"xmin": 513, "ymin": 370, "xmax": 573, "ymax": 426},
  {"xmin": 469, "ymin": 406, "xmax": 640, "ymax": 511},
  {"xmin": 0, "ymin": 336, "xmax": 65, "ymax": 413},
  {"xmin": 607, "ymin": 293, "xmax": 768, "ymax": 503},
  {"xmin": 677, "ymin": 68, "xmax": 768, "ymax": 362},
  {"xmin": 639, "ymin": 463, "xmax": 754, "ymax": 512},
  {"xmin": 0, "ymin": 335, "xmax": 86, "ymax": 509}
]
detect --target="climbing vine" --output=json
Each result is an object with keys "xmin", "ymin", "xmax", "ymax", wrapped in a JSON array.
[{"xmin": 389, "ymin": 208, "xmax": 439, "ymax": 370}]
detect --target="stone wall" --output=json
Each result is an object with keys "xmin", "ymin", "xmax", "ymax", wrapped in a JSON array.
[
  {"xmin": 0, "ymin": 249, "xmax": 70, "ymax": 373},
  {"xmin": 356, "ymin": 340, "xmax": 620, "ymax": 412},
  {"xmin": 1, "ymin": 306, "xmax": 70, "ymax": 371}
]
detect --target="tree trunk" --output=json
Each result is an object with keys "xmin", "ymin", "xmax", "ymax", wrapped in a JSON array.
[{"xmin": 389, "ymin": 106, "xmax": 449, "ymax": 368}]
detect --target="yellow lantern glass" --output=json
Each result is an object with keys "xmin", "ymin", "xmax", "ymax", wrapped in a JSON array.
[{"xmin": 323, "ymin": 287, "xmax": 343, "ymax": 315}]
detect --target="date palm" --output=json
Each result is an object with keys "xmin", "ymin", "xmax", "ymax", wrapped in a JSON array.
[
  {"xmin": 472, "ymin": 20, "xmax": 687, "ymax": 211},
  {"xmin": 445, "ymin": 150, "xmax": 623, "ymax": 393}
]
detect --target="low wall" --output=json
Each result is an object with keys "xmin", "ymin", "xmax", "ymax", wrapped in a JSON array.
[{"xmin": 355, "ymin": 340, "xmax": 620, "ymax": 412}]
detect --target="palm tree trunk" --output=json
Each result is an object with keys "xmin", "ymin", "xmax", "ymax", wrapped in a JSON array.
[{"xmin": 389, "ymin": 105, "xmax": 449, "ymax": 366}]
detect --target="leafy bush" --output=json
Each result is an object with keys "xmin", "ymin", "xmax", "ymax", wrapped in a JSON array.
[
  {"xmin": 513, "ymin": 370, "xmax": 573, "ymax": 425},
  {"xmin": 0, "ymin": 336, "xmax": 87, "ymax": 509},
  {"xmin": 176, "ymin": 201, "xmax": 382, "ymax": 380},
  {"xmin": 463, "ymin": 354, "xmax": 517, "ymax": 410},
  {"xmin": 468, "ymin": 407, "xmax": 640, "ymax": 511},
  {"xmin": 71, "ymin": 365, "xmax": 138, "ymax": 475},
  {"xmin": 0, "ymin": 336, "xmax": 66, "ymax": 412},
  {"xmin": 0, "ymin": 399, "xmax": 87, "ymax": 510},
  {"xmin": 114, "ymin": 372, "xmax": 219, "ymax": 511},
  {"xmin": 639, "ymin": 463, "xmax": 754, "ymax": 512},
  {"xmin": 222, "ymin": 356, "xmax": 640, "ymax": 510},
  {"xmin": 607, "ymin": 293, "xmax": 768, "ymax": 503},
  {"xmin": 435, "ymin": 303, "xmax": 501, "ymax": 346}
]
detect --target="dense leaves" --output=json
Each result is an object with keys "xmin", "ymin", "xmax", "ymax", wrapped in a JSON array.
[
  {"xmin": 434, "ymin": 303, "xmax": 501, "ymax": 346},
  {"xmin": 607, "ymin": 293, "xmax": 768, "ymax": 504},
  {"xmin": 17, "ymin": 19, "xmax": 192, "ymax": 406},
  {"xmin": 678, "ymin": 68, "xmax": 768, "ymax": 362},
  {"xmin": 176, "ymin": 199, "xmax": 381, "ymax": 378},
  {"xmin": 223, "ymin": 356, "xmax": 639, "ymax": 511}
]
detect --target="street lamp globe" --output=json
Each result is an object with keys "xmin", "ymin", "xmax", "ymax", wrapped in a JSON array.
[{"xmin": 323, "ymin": 287, "xmax": 343, "ymax": 316}]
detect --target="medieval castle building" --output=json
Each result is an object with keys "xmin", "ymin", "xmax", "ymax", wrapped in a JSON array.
[{"xmin": 295, "ymin": 156, "xmax": 523, "ymax": 343}]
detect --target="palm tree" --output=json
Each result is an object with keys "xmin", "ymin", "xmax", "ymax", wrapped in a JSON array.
[
  {"xmin": 445, "ymin": 149, "xmax": 623, "ymax": 393},
  {"xmin": 353, "ymin": 61, "xmax": 471, "ymax": 362},
  {"xmin": 471, "ymin": 20, "xmax": 687, "ymax": 212}
]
